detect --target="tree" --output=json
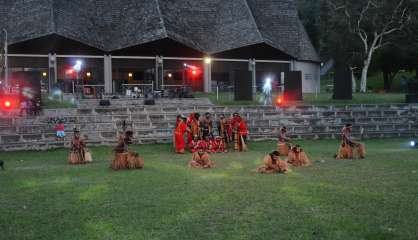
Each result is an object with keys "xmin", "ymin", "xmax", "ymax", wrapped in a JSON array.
[{"xmin": 328, "ymin": 0, "xmax": 412, "ymax": 92}]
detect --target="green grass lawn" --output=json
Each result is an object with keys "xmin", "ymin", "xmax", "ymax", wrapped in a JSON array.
[
  {"xmin": 1, "ymin": 139, "xmax": 417, "ymax": 240},
  {"xmin": 195, "ymin": 92, "xmax": 406, "ymax": 106},
  {"xmin": 41, "ymin": 94, "xmax": 76, "ymax": 109}
]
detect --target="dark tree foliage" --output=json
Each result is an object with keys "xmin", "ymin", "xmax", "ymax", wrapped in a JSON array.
[{"xmin": 297, "ymin": 0, "xmax": 418, "ymax": 91}]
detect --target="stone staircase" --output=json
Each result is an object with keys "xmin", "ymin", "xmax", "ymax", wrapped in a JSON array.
[{"xmin": 1, "ymin": 101, "xmax": 417, "ymax": 151}]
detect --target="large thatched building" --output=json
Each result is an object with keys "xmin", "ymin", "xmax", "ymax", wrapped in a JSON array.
[{"xmin": 1, "ymin": 0, "xmax": 320, "ymax": 96}]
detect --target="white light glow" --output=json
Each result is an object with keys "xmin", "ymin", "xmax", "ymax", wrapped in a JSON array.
[{"xmin": 73, "ymin": 60, "xmax": 83, "ymax": 72}]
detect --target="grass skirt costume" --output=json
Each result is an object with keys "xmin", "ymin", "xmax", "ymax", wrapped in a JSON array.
[
  {"xmin": 111, "ymin": 132, "xmax": 144, "ymax": 170},
  {"xmin": 287, "ymin": 147, "xmax": 310, "ymax": 167},
  {"xmin": 68, "ymin": 130, "xmax": 92, "ymax": 165},
  {"xmin": 256, "ymin": 154, "xmax": 289, "ymax": 174}
]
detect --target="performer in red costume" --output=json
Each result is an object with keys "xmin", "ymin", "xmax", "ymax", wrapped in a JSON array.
[{"xmin": 174, "ymin": 115, "xmax": 188, "ymax": 154}]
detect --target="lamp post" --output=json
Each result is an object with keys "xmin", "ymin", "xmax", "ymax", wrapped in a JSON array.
[{"xmin": 2, "ymin": 29, "xmax": 8, "ymax": 88}]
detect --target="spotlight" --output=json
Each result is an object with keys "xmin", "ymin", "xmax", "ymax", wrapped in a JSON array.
[
  {"xmin": 42, "ymin": 72, "xmax": 47, "ymax": 77},
  {"xmin": 410, "ymin": 141, "xmax": 416, "ymax": 147},
  {"xmin": 128, "ymin": 72, "xmax": 133, "ymax": 78},
  {"xmin": 168, "ymin": 73, "xmax": 173, "ymax": 78},
  {"xmin": 192, "ymin": 70, "xmax": 197, "ymax": 75},
  {"xmin": 204, "ymin": 57, "xmax": 211, "ymax": 64},
  {"xmin": 86, "ymin": 72, "xmax": 91, "ymax": 77},
  {"xmin": 73, "ymin": 60, "xmax": 82, "ymax": 72},
  {"xmin": 4, "ymin": 100, "xmax": 11, "ymax": 108}
]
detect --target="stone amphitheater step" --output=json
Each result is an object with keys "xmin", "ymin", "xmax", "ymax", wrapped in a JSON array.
[{"xmin": 1, "ymin": 103, "xmax": 417, "ymax": 151}]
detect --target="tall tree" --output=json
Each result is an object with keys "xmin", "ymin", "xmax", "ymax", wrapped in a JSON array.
[{"xmin": 327, "ymin": 0, "xmax": 412, "ymax": 92}]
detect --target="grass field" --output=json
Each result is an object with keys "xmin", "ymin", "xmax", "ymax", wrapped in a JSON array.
[
  {"xmin": 1, "ymin": 139, "xmax": 417, "ymax": 240},
  {"xmin": 194, "ymin": 92, "xmax": 406, "ymax": 106}
]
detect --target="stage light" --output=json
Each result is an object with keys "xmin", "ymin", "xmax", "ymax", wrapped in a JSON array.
[
  {"xmin": 86, "ymin": 72, "xmax": 91, "ymax": 77},
  {"xmin": 263, "ymin": 77, "xmax": 272, "ymax": 93},
  {"xmin": 42, "ymin": 72, "xmax": 47, "ymax": 77},
  {"xmin": 1, "ymin": 97, "xmax": 16, "ymax": 110},
  {"xmin": 410, "ymin": 141, "xmax": 416, "ymax": 147},
  {"xmin": 184, "ymin": 63, "xmax": 187, "ymax": 67},
  {"xmin": 128, "ymin": 72, "xmax": 133, "ymax": 78},
  {"xmin": 204, "ymin": 57, "xmax": 211, "ymax": 64},
  {"xmin": 192, "ymin": 70, "xmax": 197, "ymax": 75},
  {"xmin": 66, "ymin": 69, "xmax": 74, "ymax": 75},
  {"xmin": 73, "ymin": 60, "xmax": 82, "ymax": 72},
  {"xmin": 168, "ymin": 73, "xmax": 173, "ymax": 78},
  {"xmin": 276, "ymin": 96, "xmax": 284, "ymax": 106}
]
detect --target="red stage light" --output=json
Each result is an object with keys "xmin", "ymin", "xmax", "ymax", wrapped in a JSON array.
[
  {"xmin": 192, "ymin": 70, "xmax": 197, "ymax": 75},
  {"xmin": 276, "ymin": 97, "xmax": 284, "ymax": 106},
  {"xmin": 66, "ymin": 68, "xmax": 75, "ymax": 75},
  {"xmin": 4, "ymin": 100, "xmax": 11, "ymax": 108}
]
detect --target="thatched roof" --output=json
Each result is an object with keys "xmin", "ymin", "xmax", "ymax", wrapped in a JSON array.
[{"xmin": 0, "ymin": 0, "xmax": 320, "ymax": 62}]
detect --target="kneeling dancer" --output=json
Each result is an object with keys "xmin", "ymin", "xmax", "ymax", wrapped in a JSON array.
[
  {"xmin": 112, "ymin": 131, "xmax": 144, "ymax": 170},
  {"xmin": 336, "ymin": 124, "xmax": 366, "ymax": 159},
  {"xmin": 189, "ymin": 142, "xmax": 215, "ymax": 169},
  {"xmin": 287, "ymin": 145, "xmax": 311, "ymax": 167},
  {"xmin": 68, "ymin": 128, "xmax": 92, "ymax": 164},
  {"xmin": 256, "ymin": 151, "xmax": 289, "ymax": 174},
  {"xmin": 278, "ymin": 126, "xmax": 292, "ymax": 156}
]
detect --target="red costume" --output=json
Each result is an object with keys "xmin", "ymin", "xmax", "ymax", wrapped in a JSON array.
[
  {"xmin": 234, "ymin": 117, "xmax": 249, "ymax": 151},
  {"xmin": 213, "ymin": 137, "xmax": 226, "ymax": 153},
  {"xmin": 175, "ymin": 120, "xmax": 187, "ymax": 153}
]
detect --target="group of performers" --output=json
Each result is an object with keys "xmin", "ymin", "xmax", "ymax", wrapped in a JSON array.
[
  {"xmin": 173, "ymin": 112, "xmax": 249, "ymax": 154},
  {"xmin": 256, "ymin": 127, "xmax": 311, "ymax": 174},
  {"xmin": 67, "ymin": 117, "xmax": 366, "ymax": 173},
  {"xmin": 67, "ymin": 124, "xmax": 144, "ymax": 171}
]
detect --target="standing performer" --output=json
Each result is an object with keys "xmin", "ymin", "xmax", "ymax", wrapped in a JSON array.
[
  {"xmin": 174, "ymin": 115, "xmax": 188, "ymax": 154},
  {"xmin": 188, "ymin": 141, "xmax": 215, "ymax": 169},
  {"xmin": 186, "ymin": 112, "xmax": 196, "ymax": 145},
  {"xmin": 287, "ymin": 145, "xmax": 311, "ymax": 167},
  {"xmin": 278, "ymin": 126, "xmax": 292, "ymax": 156},
  {"xmin": 256, "ymin": 151, "xmax": 289, "ymax": 174},
  {"xmin": 217, "ymin": 114, "xmax": 231, "ymax": 147},
  {"xmin": 200, "ymin": 112, "xmax": 213, "ymax": 140},
  {"xmin": 188, "ymin": 113, "xmax": 201, "ymax": 142},
  {"xmin": 68, "ymin": 128, "xmax": 92, "ymax": 164},
  {"xmin": 112, "ymin": 130, "xmax": 144, "ymax": 170},
  {"xmin": 336, "ymin": 124, "xmax": 366, "ymax": 159},
  {"xmin": 231, "ymin": 113, "xmax": 249, "ymax": 151}
]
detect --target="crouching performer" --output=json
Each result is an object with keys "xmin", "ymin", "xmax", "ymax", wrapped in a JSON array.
[
  {"xmin": 68, "ymin": 128, "xmax": 92, "ymax": 164},
  {"xmin": 112, "ymin": 131, "xmax": 144, "ymax": 170},
  {"xmin": 188, "ymin": 142, "xmax": 215, "ymax": 169},
  {"xmin": 287, "ymin": 145, "xmax": 311, "ymax": 167},
  {"xmin": 336, "ymin": 124, "xmax": 366, "ymax": 159},
  {"xmin": 256, "ymin": 151, "xmax": 290, "ymax": 174},
  {"xmin": 278, "ymin": 126, "xmax": 292, "ymax": 156}
]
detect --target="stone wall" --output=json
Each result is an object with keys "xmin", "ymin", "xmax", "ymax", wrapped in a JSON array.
[{"xmin": 0, "ymin": 100, "xmax": 417, "ymax": 151}]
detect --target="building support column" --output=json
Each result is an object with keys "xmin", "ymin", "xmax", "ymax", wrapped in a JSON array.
[
  {"xmin": 249, "ymin": 59, "xmax": 256, "ymax": 100},
  {"xmin": 104, "ymin": 55, "xmax": 112, "ymax": 94},
  {"xmin": 155, "ymin": 56, "xmax": 163, "ymax": 90},
  {"xmin": 48, "ymin": 53, "xmax": 57, "ymax": 93},
  {"xmin": 203, "ymin": 58, "xmax": 212, "ymax": 93}
]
